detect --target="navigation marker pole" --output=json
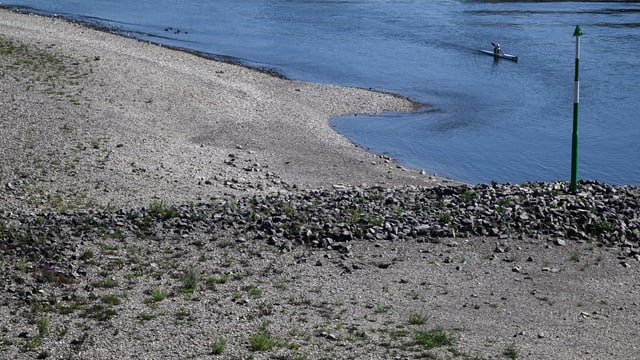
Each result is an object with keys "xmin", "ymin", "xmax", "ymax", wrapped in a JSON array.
[{"xmin": 570, "ymin": 25, "xmax": 583, "ymax": 194}]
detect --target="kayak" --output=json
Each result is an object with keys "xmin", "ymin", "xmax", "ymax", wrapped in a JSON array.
[{"xmin": 479, "ymin": 49, "xmax": 518, "ymax": 62}]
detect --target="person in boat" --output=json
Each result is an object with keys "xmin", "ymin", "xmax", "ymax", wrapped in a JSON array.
[{"xmin": 493, "ymin": 43, "xmax": 503, "ymax": 55}]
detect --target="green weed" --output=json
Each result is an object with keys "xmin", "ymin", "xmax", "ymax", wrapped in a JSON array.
[
  {"xmin": 147, "ymin": 289, "xmax": 167, "ymax": 303},
  {"xmin": 36, "ymin": 317, "xmax": 49, "ymax": 338},
  {"xmin": 211, "ymin": 337, "xmax": 226, "ymax": 355},
  {"xmin": 150, "ymin": 201, "xmax": 178, "ymax": 219},
  {"xmin": 102, "ymin": 294, "xmax": 121, "ymax": 306},
  {"xmin": 249, "ymin": 332, "xmax": 277, "ymax": 351},
  {"xmin": 137, "ymin": 312, "xmax": 157, "ymax": 322},
  {"xmin": 178, "ymin": 270, "xmax": 199, "ymax": 294},
  {"xmin": 503, "ymin": 343, "xmax": 519, "ymax": 359},
  {"xmin": 408, "ymin": 313, "xmax": 428, "ymax": 325},
  {"xmin": 413, "ymin": 327, "xmax": 455, "ymax": 349}
]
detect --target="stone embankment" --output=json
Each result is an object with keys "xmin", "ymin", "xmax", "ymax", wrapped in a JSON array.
[{"xmin": 2, "ymin": 181, "xmax": 639, "ymax": 299}]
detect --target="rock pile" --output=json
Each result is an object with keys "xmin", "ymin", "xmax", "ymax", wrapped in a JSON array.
[
  {"xmin": 2, "ymin": 181, "xmax": 639, "ymax": 265},
  {"xmin": 2, "ymin": 180, "xmax": 640, "ymax": 304},
  {"xmin": 5, "ymin": 180, "xmax": 638, "ymax": 358}
]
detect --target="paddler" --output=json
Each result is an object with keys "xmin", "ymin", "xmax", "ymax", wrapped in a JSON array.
[{"xmin": 493, "ymin": 43, "xmax": 503, "ymax": 55}]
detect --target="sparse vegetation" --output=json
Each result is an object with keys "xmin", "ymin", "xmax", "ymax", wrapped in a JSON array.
[
  {"xmin": 93, "ymin": 278, "xmax": 118, "ymax": 289},
  {"xmin": 177, "ymin": 270, "xmax": 199, "ymax": 294},
  {"xmin": 409, "ymin": 313, "xmax": 427, "ymax": 325},
  {"xmin": 413, "ymin": 328, "xmax": 455, "ymax": 350},
  {"xmin": 0, "ymin": 34, "xmax": 93, "ymax": 106},
  {"xmin": 249, "ymin": 332, "xmax": 277, "ymax": 351},
  {"xmin": 503, "ymin": 343, "xmax": 519, "ymax": 359},
  {"xmin": 137, "ymin": 312, "xmax": 157, "ymax": 322},
  {"xmin": 36, "ymin": 317, "xmax": 49, "ymax": 338},
  {"xmin": 596, "ymin": 218, "xmax": 616, "ymax": 232},
  {"xmin": 102, "ymin": 294, "xmax": 121, "ymax": 306},
  {"xmin": 147, "ymin": 289, "xmax": 167, "ymax": 303},
  {"xmin": 211, "ymin": 337, "xmax": 226, "ymax": 355},
  {"xmin": 440, "ymin": 212, "xmax": 452, "ymax": 224},
  {"xmin": 150, "ymin": 201, "xmax": 178, "ymax": 219}
]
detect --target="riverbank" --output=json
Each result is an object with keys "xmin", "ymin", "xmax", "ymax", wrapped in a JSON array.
[
  {"xmin": 1, "ymin": 9, "xmax": 640, "ymax": 360},
  {"xmin": 0, "ymin": 9, "xmax": 449, "ymax": 214},
  {"xmin": 2, "ymin": 181, "xmax": 640, "ymax": 359}
]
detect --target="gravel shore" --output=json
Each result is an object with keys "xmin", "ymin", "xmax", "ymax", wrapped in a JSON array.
[
  {"xmin": 0, "ymin": 9, "xmax": 451, "ymax": 214},
  {"xmin": 2, "ymin": 9, "xmax": 640, "ymax": 360}
]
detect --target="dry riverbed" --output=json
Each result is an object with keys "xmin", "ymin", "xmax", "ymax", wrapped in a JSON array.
[{"xmin": 1, "ymin": 9, "xmax": 640, "ymax": 360}]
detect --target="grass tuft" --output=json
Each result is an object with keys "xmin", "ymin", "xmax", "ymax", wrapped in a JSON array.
[
  {"xmin": 211, "ymin": 337, "xmax": 226, "ymax": 355},
  {"xmin": 413, "ymin": 327, "xmax": 455, "ymax": 350},
  {"xmin": 150, "ymin": 201, "xmax": 178, "ymax": 219},
  {"xmin": 178, "ymin": 270, "xmax": 199, "ymax": 294},
  {"xmin": 408, "ymin": 313, "xmax": 428, "ymax": 325},
  {"xmin": 36, "ymin": 317, "xmax": 49, "ymax": 338},
  {"xmin": 137, "ymin": 312, "xmax": 157, "ymax": 322},
  {"xmin": 249, "ymin": 332, "xmax": 277, "ymax": 351},
  {"xmin": 102, "ymin": 294, "xmax": 121, "ymax": 306},
  {"xmin": 503, "ymin": 343, "xmax": 519, "ymax": 359}
]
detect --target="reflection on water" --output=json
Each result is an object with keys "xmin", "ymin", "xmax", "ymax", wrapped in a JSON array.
[{"xmin": 467, "ymin": 8, "xmax": 640, "ymax": 16}]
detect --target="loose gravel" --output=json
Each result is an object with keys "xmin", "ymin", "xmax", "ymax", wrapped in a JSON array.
[{"xmin": 2, "ymin": 9, "xmax": 640, "ymax": 360}]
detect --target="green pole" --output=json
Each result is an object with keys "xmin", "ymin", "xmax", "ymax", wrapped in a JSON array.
[{"xmin": 570, "ymin": 25, "xmax": 583, "ymax": 194}]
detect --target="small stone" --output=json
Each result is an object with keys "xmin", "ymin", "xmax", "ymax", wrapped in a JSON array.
[
  {"xmin": 414, "ymin": 224, "xmax": 430, "ymax": 235},
  {"xmin": 555, "ymin": 238, "xmax": 567, "ymax": 246},
  {"xmin": 320, "ymin": 331, "xmax": 337, "ymax": 340},
  {"xmin": 280, "ymin": 240, "xmax": 293, "ymax": 252}
]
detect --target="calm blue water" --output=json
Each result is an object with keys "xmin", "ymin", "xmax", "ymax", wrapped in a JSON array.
[{"xmin": 3, "ymin": 1, "xmax": 639, "ymax": 185}]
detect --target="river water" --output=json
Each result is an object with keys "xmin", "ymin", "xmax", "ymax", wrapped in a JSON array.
[{"xmin": 2, "ymin": 1, "xmax": 639, "ymax": 185}]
